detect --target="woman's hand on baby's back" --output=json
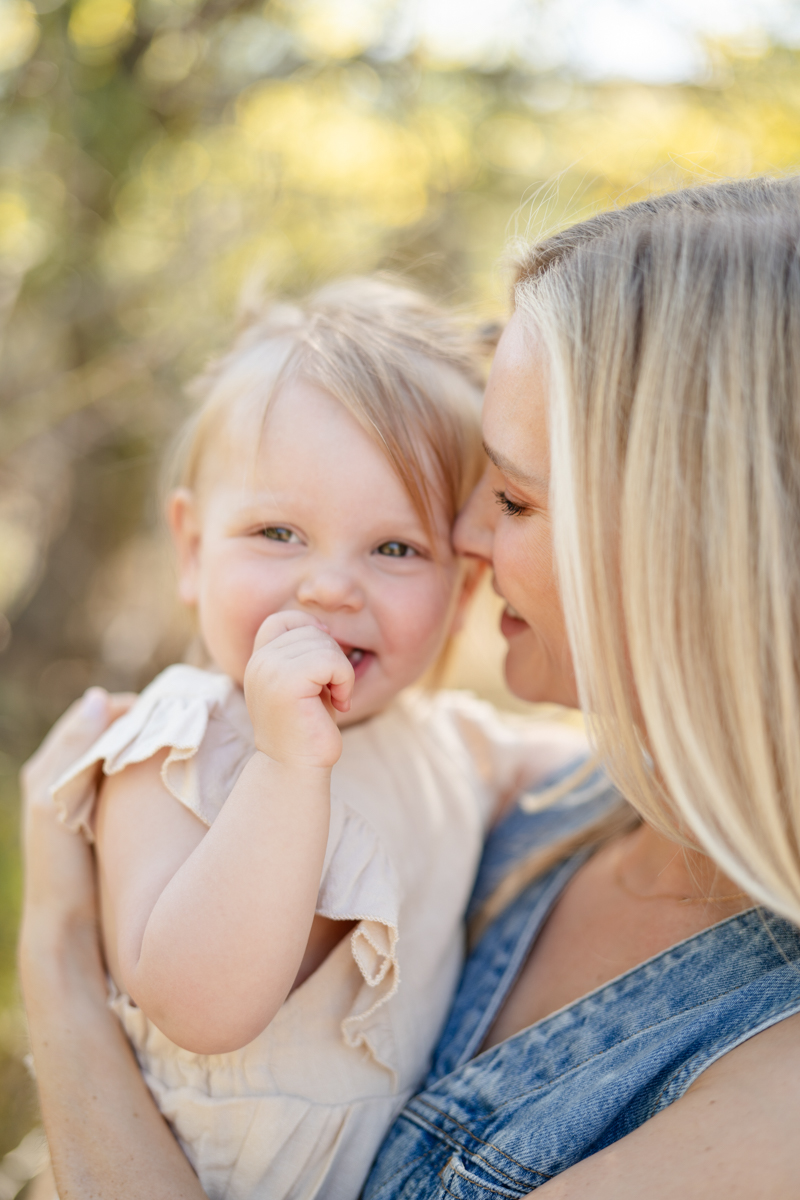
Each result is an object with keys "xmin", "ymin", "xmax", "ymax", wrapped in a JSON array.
[
  {"xmin": 20, "ymin": 688, "xmax": 136, "ymax": 926},
  {"xmin": 244, "ymin": 611, "xmax": 355, "ymax": 771}
]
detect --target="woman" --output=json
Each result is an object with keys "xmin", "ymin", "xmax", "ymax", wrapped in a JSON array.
[{"xmin": 19, "ymin": 177, "xmax": 800, "ymax": 1197}]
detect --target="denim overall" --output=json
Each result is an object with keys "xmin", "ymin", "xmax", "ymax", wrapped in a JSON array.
[{"xmin": 364, "ymin": 761, "xmax": 800, "ymax": 1198}]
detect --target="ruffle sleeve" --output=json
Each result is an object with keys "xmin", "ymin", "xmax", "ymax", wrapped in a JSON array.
[
  {"xmin": 52, "ymin": 665, "xmax": 251, "ymax": 841},
  {"xmin": 317, "ymin": 802, "xmax": 402, "ymax": 1078}
]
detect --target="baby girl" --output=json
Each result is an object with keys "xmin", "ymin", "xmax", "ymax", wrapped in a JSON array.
[{"xmin": 53, "ymin": 279, "xmax": 582, "ymax": 1200}]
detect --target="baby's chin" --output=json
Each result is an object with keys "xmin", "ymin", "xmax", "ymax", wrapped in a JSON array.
[
  {"xmin": 335, "ymin": 693, "xmax": 389, "ymax": 730},
  {"xmin": 335, "ymin": 673, "xmax": 399, "ymax": 729},
  {"xmin": 221, "ymin": 661, "xmax": 246, "ymax": 689},
  {"xmin": 196, "ymin": 634, "xmax": 246, "ymax": 687}
]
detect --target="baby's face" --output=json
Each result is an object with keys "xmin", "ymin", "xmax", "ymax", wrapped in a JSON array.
[{"xmin": 170, "ymin": 379, "xmax": 464, "ymax": 725}]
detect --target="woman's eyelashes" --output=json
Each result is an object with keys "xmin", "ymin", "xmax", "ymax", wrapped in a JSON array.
[{"xmin": 493, "ymin": 489, "xmax": 529, "ymax": 517}]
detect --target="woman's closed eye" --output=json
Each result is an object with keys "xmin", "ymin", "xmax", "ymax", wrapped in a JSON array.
[
  {"xmin": 375, "ymin": 540, "xmax": 418, "ymax": 558},
  {"xmin": 493, "ymin": 489, "xmax": 529, "ymax": 517},
  {"xmin": 261, "ymin": 526, "xmax": 301, "ymax": 544}
]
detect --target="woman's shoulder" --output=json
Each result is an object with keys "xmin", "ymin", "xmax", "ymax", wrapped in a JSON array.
[{"xmin": 535, "ymin": 998, "xmax": 800, "ymax": 1199}]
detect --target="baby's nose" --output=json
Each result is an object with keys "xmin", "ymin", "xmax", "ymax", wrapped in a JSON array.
[{"xmin": 296, "ymin": 567, "xmax": 364, "ymax": 612}]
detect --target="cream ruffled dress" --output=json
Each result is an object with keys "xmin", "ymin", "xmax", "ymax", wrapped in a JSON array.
[{"xmin": 53, "ymin": 665, "xmax": 542, "ymax": 1200}]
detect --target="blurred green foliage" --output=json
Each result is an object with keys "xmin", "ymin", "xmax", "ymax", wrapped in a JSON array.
[{"xmin": 3, "ymin": 0, "xmax": 800, "ymax": 1165}]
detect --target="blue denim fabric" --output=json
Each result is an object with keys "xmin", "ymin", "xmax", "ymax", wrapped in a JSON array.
[
  {"xmin": 465, "ymin": 758, "xmax": 621, "ymax": 922},
  {"xmin": 364, "ymin": 761, "xmax": 800, "ymax": 1198}
]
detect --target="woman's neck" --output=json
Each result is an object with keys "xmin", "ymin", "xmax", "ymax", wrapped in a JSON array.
[
  {"xmin": 481, "ymin": 819, "xmax": 753, "ymax": 1048},
  {"xmin": 614, "ymin": 821, "xmax": 750, "ymax": 906}
]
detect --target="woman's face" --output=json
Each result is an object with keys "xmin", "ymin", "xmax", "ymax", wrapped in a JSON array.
[{"xmin": 454, "ymin": 313, "xmax": 579, "ymax": 708}]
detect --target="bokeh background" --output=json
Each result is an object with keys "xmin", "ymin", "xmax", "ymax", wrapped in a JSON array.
[{"xmin": 3, "ymin": 0, "xmax": 800, "ymax": 1184}]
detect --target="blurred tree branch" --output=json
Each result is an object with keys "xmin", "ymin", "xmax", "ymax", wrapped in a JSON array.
[{"xmin": 2, "ymin": 345, "xmax": 158, "ymax": 460}]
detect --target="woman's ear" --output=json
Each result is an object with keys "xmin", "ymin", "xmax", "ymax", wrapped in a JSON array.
[
  {"xmin": 167, "ymin": 488, "xmax": 202, "ymax": 608},
  {"xmin": 450, "ymin": 560, "xmax": 486, "ymax": 636}
]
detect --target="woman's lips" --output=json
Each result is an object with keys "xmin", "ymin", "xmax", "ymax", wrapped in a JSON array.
[{"xmin": 500, "ymin": 604, "xmax": 529, "ymax": 640}]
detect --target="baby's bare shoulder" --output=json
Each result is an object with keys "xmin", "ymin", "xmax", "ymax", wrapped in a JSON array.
[{"xmin": 95, "ymin": 748, "xmax": 204, "ymax": 857}]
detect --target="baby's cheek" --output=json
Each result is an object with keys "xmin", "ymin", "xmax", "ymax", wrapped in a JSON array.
[
  {"xmin": 200, "ymin": 563, "xmax": 268, "ymax": 680},
  {"xmin": 382, "ymin": 583, "xmax": 453, "ymax": 667},
  {"xmin": 223, "ymin": 590, "xmax": 262, "ymax": 651}
]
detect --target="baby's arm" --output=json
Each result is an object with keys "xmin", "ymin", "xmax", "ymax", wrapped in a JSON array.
[{"xmin": 96, "ymin": 613, "xmax": 354, "ymax": 1055}]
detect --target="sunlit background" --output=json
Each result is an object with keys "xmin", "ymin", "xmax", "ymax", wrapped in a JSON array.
[{"xmin": 2, "ymin": 0, "xmax": 800, "ymax": 1183}]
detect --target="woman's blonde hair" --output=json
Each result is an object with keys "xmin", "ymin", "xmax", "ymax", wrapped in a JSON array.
[
  {"xmin": 515, "ymin": 177, "xmax": 800, "ymax": 923},
  {"xmin": 171, "ymin": 277, "xmax": 490, "ymax": 551}
]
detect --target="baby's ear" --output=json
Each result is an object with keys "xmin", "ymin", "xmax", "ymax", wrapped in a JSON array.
[
  {"xmin": 450, "ymin": 559, "xmax": 486, "ymax": 636},
  {"xmin": 167, "ymin": 488, "xmax": 202, "ymax": 607}
]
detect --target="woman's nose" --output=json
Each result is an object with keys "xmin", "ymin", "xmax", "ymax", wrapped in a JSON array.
[
  {"xmin": 296, "ymin": 566, "xmax": 365, "ymax": 613},
  {"xmin": 453, "ymin": 470, "xmax": 496, "ymax": 566}
]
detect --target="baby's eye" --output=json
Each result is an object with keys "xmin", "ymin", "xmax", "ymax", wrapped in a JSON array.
[
  {"xmin": 261, "ymin": 526, "xmax": 299, "ymax": 543},
  {"xmin": 376, "ymin": 541, "xmax": 417, "ymax": 558}
]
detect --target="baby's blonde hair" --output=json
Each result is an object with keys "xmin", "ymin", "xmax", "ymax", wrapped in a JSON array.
[
  {"xmin": 171, "ymin": 277, "xmax": 490, "ymax": 552},
  {"xmin": 515, "ymin": 177, "xmax": 800, "ymax": 923}
]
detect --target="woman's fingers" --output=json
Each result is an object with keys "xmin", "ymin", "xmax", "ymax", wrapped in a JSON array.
[
  {"xmin": 20, "ymin": 688, "xmax": 136, "ymax": 919},
  {"xmin": 108, "ymin": 692, "xmax": 139, "ymax": 718},
  {"xmin": 21, "ymin": 688, "xmax": 136, "ymax": 804}
]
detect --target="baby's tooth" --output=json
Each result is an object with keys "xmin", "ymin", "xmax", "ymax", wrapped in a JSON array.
[{"xmin": 349, "ymin": 648, "xmax": 364, "ymax": 666}]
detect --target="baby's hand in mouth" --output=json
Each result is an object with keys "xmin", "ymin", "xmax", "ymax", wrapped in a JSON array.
[{"xmin": 244, "ymin": 612, "xmax": 356, "ymax": 770}]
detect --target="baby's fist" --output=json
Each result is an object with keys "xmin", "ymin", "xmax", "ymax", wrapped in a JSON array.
[{"xmin": 244, "ymin": 612, "xmax": 355, "ymax": 769}]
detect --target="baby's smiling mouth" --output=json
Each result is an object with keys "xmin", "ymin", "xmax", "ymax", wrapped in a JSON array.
[{"xmin": 338, "ymin": 644, "xmax": 375, "ymax": 679}]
